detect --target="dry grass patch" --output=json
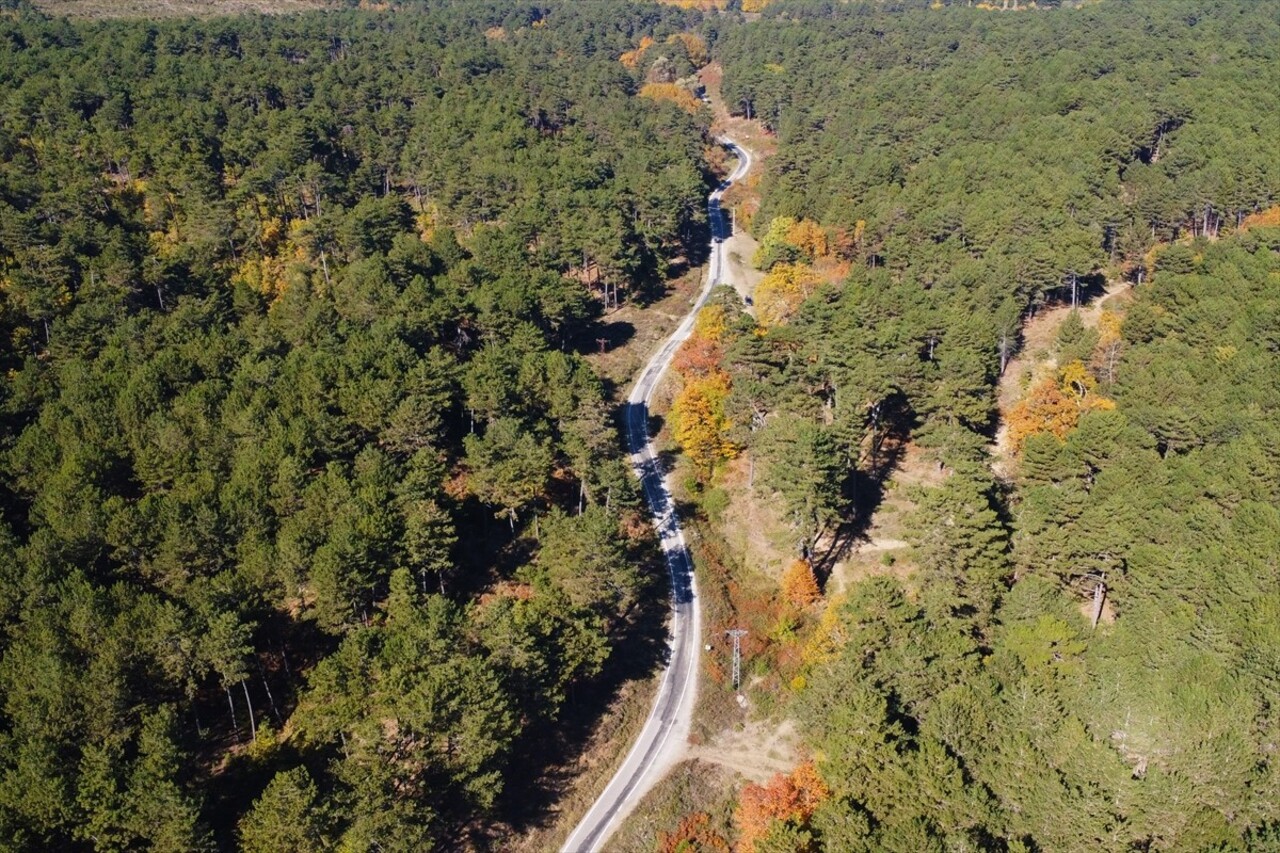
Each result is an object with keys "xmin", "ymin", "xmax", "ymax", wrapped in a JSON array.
[
  {"xmin": 716, "ymin": 453, "xmax": 795, "ymax": 579},
  {"xmin": 584, "ymin": 264, "xmax": 705, "ymax": 402},
  {"xmin": 687, "ymin": 716, "xmax": 800, "ymax": 783},
  {"xmin": 824, "ymin": 444, "xmax": 947, "ymax": 595},
  {"xmin": 608, "ymin": 759, "xmax": 738, "ymax": 853}
]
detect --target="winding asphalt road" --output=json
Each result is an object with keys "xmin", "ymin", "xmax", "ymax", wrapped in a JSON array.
[{"xmin": 561, "ymin": 137, "xmax": 752, "ymax": 853}]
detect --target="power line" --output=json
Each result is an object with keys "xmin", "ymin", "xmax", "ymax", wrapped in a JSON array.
[{"xmin": 725, "ymin": 629, "xmax": 747, "ymax": 692}]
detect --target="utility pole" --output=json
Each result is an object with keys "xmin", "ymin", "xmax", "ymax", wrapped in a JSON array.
[{"xmin": 725, "ymin": 629, "xmax": 747, "ymax": 692}]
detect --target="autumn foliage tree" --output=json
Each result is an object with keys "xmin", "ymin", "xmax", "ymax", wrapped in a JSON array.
[
  {"xmin": 785, "ymin": 219, "xmax": 828, "ymax": 260},
  {"xmin": 672, "ymin": 371, "xmax": 737, "ymax": 476},
  {"xmin": 667, "ymin": 32, "xmax": 710, "ymax": 68},
  {"xmin": 754, "ymin": 263, "xmax": 818, "ymax": 330},
  {"xmin": 1006, "ymin": 360, "xmax": 1115, "ymax": 451},
  {"xmin": 620, "ymin": 35, "xmax": 655, "ymax": 69},
  {"xmin": 734, "ymin": 761, "xmax": 829, "ymax": 853},
  {"xmin": 1094, "ymin": 310, "xmax": 1124, "ymax": 385},
  {"xmin": 674, "ymin": 304, "xmax": 728, "ymax": 377},
  {"xmin": 754, "ymin": 216, "xmax": 829, "ymax": 270},
  {"xmin": 1240, "ymin": 205, "xmax": 1280, "ymax": 231},
  {"xmin": 641, "ymin": 83, "xmax": 704, "ymax": 115},
  {"xmin": 781, "ymin": 558, "xmax": 821, "ymax": 609},
  {"xmin": 658, "ymin": 812, "xmax": 731, "ymax": 853},
  {"xmin": 671, "ymin": 304, "xmax": 739, "ymax": 477}
]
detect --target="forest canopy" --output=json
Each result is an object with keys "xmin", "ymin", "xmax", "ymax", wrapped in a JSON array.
[
  {"xmin": 710, "ymin": 1, "xmax": 1280, "ymax": 849},
  {"xmin": 4, "ymin": 0, "xmax": 1280, "ymax": 850},
  {"xmin": 0, "ymin": 1, "xmax": 716, "ymax": 848}
]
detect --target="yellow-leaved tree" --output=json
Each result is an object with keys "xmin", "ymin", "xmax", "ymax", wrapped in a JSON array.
[
  {"xmin": 666, "ymin": 32, "xmax": 709, "ymax": 68},
  {"xmin": 639, "ymin": 83, "xmax": 703, "ymax": 114},
  {"xmin": 1095, "ymin": 309, "xmax": 1124, "ymax": 384},
  {"xmin": 800, "ymin": 593, "xmax": 847, "ymax": 670},
  {"xmin": 671, "ymin": 371, "xmax": 737, "ymax": 476},
  {"xmin": 785, "ymin": 218, "xmax": 828, "ymax": 260},
  {"xmin": 754, "ymin": 262, "xmax": 817, "ymax": 329},
  {"xmin": 693, "ymin": 302, "xmax": 728, "ymax": 342},
  {"xmin": 1240, "ymin": 204, "xmax": 1280, "ymax": 231}
]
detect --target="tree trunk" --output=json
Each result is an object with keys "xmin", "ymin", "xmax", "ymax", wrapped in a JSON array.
[
  {"xmin": 242, "ymin": 680, "xmax": 257, "ymax": 741},
  {"xmin": 258, "ymin": 661, "xmax": 282, "ymax": 726},
  {"xmin": 226, "ymin": 686, "xmax": 239, "ymax": 742},
  {"xmin": 1090, "ymin": 581, "xmax": 1107, "ymax": 630}
]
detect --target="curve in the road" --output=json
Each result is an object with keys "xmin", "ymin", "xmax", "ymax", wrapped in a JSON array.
[{"xmin": 561, "ymin": 137, "xmax": 752, "ymax": 853}]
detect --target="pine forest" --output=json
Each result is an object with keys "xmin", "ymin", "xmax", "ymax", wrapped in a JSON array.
[{"xmin": 0, "ymin": 0, "xmax": 1277, "ymax": 851}]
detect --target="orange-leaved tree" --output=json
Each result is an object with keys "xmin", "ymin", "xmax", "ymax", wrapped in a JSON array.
[
  {"xmin": 674, "ymin": 304, "xmax": 728, "ymax": 377},
  {"xmin": 785, "ymin": 219, "xmax": 828, "ymax": 260},
  {"xmin": 658, "ymin": 812, "xmax": 730, "ymax": 853},
  {"xmin": 1006, "ymin": 360, "xmax": 1115, "ymax": 451},
  {"xmin": 781, "ymin": 558, "xmax": 820, "ymax": 609},
  {"xmin": 673, "ymin": 334, "xmax": 723, "ymax": 378},
  {"xmin": 734, "ymin": 760, "xmax": 829, "ymax": 853},
  {"xmin": 620, "ymin": 35, "xmax": 654, "ymax": 69}
]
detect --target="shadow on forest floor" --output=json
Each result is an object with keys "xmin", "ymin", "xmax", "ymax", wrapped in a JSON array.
[
  {"xmin": 571, "ymin": 318, "xmax": 635, "ymax": 358},
  {"xmin": 811, "ymin": 404, "xmax": 912, "ymax": 586},
  {"xmin": 487, "ymin": 531, "xmax": 672, "ymax": 848}
]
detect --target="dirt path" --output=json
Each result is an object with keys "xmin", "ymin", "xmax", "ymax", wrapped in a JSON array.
[{"xmin": 687, "ymin": 718, "xmax": 801, "ymax": 783}]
